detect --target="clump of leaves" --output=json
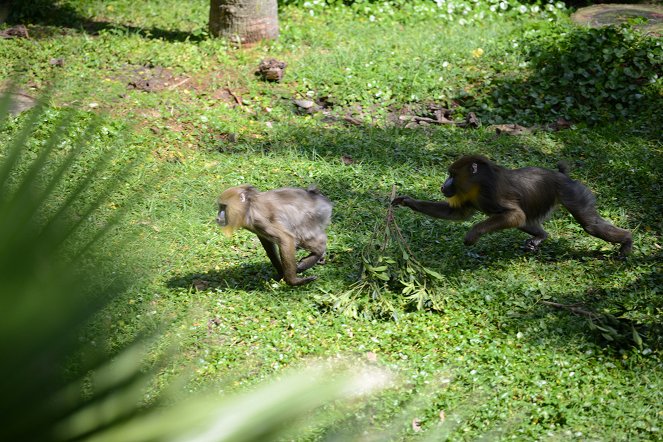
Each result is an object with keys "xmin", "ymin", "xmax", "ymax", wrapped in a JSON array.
[
  {"xmin": 317, "ymin": 186, "xmax": 444, "ymax": 320},
  {"xmin": 482, "ymin": 23, "xmax": 662, "ymax": 124},
  {"xmin": 541, "ymin": 300, "xmax": 647, "ymax": 349}
]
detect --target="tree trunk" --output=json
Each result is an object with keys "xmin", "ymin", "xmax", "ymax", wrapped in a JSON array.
[{"xmin": 209, "ymin": 0, "xmax": 279, "ymax": 45}]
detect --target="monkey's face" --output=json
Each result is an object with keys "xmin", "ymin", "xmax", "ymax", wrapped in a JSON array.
[
  {"xmin": 441, "ymin": 176, "xmax": 456, "ymax": 198},
  {"xmin": 442, "ymin": 169, "xmax": 472, "ymax": 198},
  {"xmin": 216, "ymin": 201, "xmax": 238, "ymax": 237},
  {"xmin": 216, "ymin": 203, "xmax": 228, "ymax": 226},
  {"xmin": 216, "ymin": 185, "xmax": 254, "ymax": 237},
  {"xmin": 443, "ymin": 160, "xmax": 481, "ymax": 207}
]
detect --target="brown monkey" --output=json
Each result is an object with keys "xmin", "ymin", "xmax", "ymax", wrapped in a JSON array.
[
  {"xmin": 392, "ymin": 155, "xmax": 632, "ymax": 256},
  {"xmin": 216, "ymin": 185, "xmax": 332, "ymax": 286}
]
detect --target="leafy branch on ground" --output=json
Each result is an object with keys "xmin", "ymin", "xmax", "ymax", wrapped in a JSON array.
[{"xmin": 317, "ymin": 185, "xmax": 444, "ymax": 320}]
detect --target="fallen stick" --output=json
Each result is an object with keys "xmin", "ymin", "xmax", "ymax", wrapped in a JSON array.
[{"xmin": 540, "ymin": 300, "xmax": 598, "ymax": 319}]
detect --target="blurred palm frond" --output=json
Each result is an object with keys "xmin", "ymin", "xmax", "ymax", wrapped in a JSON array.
[{"xmin": 0, "ymin": 89, "xmax": 394, "ymax": 442}]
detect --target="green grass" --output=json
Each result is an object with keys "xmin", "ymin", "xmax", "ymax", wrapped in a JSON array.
[{"xmin": 2, "ymin": 0, "xmax": 662, "ymax": 440}]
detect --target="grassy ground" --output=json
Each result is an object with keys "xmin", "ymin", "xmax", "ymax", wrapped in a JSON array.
[{"xmin": 2, "ymin": 0, "xmax": 662, "ymax": 440}]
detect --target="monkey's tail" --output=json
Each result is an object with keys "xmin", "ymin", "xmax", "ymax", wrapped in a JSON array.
[{"xmin": 557, "ymin": 161, "xmax": 570, "ymax": 176}]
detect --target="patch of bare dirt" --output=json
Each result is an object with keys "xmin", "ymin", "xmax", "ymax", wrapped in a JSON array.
[{"xmin": 105, "ymin": 64, "xmax": 188, "ymax": 92}]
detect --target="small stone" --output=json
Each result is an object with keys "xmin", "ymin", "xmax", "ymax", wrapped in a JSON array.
[
  {"xmin": 256, "ymin": 58, "xmax": 287, "ymax": 82},
  {"xmin": 293, "ymin": 99, "xmax": 315, "ymax": 109}
]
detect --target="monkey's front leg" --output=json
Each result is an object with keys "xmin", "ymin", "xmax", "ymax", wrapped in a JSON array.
[
  {"xmin": 464, "ymin": 212, "xmax": 525, "ymax": 246},
  {"xmin": 278, "ymin": 237, "xmax": 317, "ymax": 286},
  {"xmin": 392, "ymin": 196, "xmax": 475, "ymax": 221},
  {"xmin": 258, "ymin": 236, "xmax": 284, "ymax": 277}
]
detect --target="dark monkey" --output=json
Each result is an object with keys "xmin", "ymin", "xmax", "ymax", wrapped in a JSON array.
[
  {"xmin": 392, "ymin": 155, "xmax": 632, "ymax": 256},
  {"xmin": 216, "ymin": 185, "xmax": 332, "ymax": 286}
]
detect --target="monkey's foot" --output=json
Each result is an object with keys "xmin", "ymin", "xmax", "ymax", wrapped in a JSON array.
[
  {"xmin": 523, "ymin": 238, "xmax": 542, "ymax": 252},
  {"xmin": 287, "ymin": 275, "xmax": 317, "ymax": 286},
  {"xmin": 618, "ymin": 239, "xmax": 633, "ymax": 257}
]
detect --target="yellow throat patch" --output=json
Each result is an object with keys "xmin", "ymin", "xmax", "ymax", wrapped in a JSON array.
[
  {"xmin": 447, "ymin": 185, "xmax": 479, "ymax": 208},
  {"xmin": 222, "ymin": 225, "xmax": 237, "ymax": 237}
]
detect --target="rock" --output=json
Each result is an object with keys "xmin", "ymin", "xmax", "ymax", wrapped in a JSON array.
[
  {"xmin": 256, "ymin": 58, "xmax": 286, "ymax": 82},
  {"xmin": 293, "ymin": 99, "xmax": 315, "ymax": 109},
  {"xmin": 293, "ymin": 98, "xmax": 319, "ymax": 114},
  {"xmin": 492, "ymin": 123, "xmax": 531, "ymax": 136},
  {"xmin": 571, "ymin": 4, "xmax": 663, "ymax": 35},
  {"xmin": 0, "ymin": 25, "xmax": 29, "ymax": 39}
]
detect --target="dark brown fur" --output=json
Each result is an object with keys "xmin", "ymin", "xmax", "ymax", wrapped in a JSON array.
[
  {"xmin": 392, "ymin": 155, "xmax": 632, "ymax": 255},
  {"xmin": 216, "ymin": 185, "xmax": 332, "ymax": 286}
]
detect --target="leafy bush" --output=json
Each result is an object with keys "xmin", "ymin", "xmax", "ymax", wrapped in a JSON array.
[
  {"xmin": 481, "ymin": 23, "xmax": 663, "ymax": 123},
  {"xmin": 282, "ymin": 0, "xmax": 566, "ymax": 24}
]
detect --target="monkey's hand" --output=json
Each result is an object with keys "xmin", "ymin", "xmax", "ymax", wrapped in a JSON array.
[{"xmin": 391, "ymin": 196, "xmax": 412, "ymax": 207}]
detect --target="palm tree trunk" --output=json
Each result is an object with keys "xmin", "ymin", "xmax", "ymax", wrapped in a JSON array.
[{"xmin": 209, "ymin": 0, "xmax": 279, "ymax": 45}]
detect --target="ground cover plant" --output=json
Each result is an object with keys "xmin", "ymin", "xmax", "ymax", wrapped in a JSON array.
[{"xmin": 1, "ymin": 0, "xmax": 662, "ymax": 440}]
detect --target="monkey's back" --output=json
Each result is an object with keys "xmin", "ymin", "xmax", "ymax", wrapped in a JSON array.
[
  {"xmin": 257, "ymin": 187, "xmax": 332, "ymax": 240},
  {"xmin": 503, "ymin": 167, "xmax": 570, "ymax": 221}
]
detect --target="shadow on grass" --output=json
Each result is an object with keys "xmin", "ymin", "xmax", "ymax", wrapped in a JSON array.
[
  {"xmin": 4, "ymin": 0, "xmax": 205, "ymax": 42},
  {"xmin": 518, "ymin": 261, "xmax": 663, "ymax": 351},
  {"xmin": 166, "ymin": 252, "xmax": 348, "ymax": 293},
  {"xmin": 199, "ymin": 117, "xmax": 661, "ymax": 343},
  {"xmin": 167, "ymin": 263, "xmax": 280, "ymax": 292}
]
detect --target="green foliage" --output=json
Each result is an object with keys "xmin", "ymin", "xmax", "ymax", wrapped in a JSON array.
[
  {"xmin": 477, "ymin": 23, "xmax": 663, "ymax": 123},
  {"xmin": 2, "ymin": 1, "xmax": 663, "ymax": 440},
  {"xmin": 281, "ymin": 0, "xmax": 566, "ymax": 24},
  {"xmin": 318, "ymin": 192, "xmax": 445, "ymax": 319},
  {"xmin": 0, "ymin": 91, "xmax": 145, "ymax": 441}
]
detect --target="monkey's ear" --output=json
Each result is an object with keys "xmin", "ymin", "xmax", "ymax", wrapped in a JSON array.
[
  {"xmin": 471, "ymin": 162, "xmax": 478, "ymax": 174},
  {"xmin": 239, "ymin": 192, "xmax": 247, "ymax": 203}
]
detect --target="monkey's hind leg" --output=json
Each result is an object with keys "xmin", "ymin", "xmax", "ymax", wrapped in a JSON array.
[
  {"xmin": 297, "ymin": 236, "xmax": 327, "ymax": 273},
  {"xmin": 561, "ymin": 185, "xmax": 632, "ymax": 256},
  {"xmin": 297, "ymin": 253, "xmax": 324, "ymax": 272},
  {"xmin": 519, "ymin": 224, "xmax": 548, "ymax": 251}
]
